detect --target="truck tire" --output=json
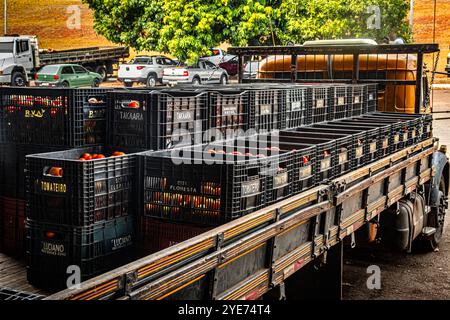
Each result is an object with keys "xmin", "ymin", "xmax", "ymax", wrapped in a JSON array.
[
  {"xmin": 416, "ymin": 179, "xmax": 447, "ymax": 251},
  {"xmin": 61, "ymin": 81, "xmax": 70, "ymax": 88},
  {"xmin": 11, "ymin": 71, "xmax": 27, "ymax": 87},
  {"xmin": 146, "ymin": 74, "xmax": 157, "ymax": 88},
  {"xmin": 192, "ymin": 77, "xmax": 201, "ymax": 86},
  {"xmin": 95, "ymin": 66, "xmax": 107, "ymax": 82}
]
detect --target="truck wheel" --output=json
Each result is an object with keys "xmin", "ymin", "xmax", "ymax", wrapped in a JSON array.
[
  {"xmin": 95, "ymin": 66, "xmax": 107, "ymax": 82},
  {"xmin": 146, "ymin": 74, "xmax": 157, "ymax": 88},
  {"xmin": 416, "ymin": 179, "xmax": 447, "ymax": 251},
  {"xmin": 61, "ymin": 81, "xmax": 70, "ymax": 88},
  {"xmin": 192, "ymin": 77, "xmax": 201, "ymax": 86},
  {"xmin": 11, "ymin": 72, "xmax": 27, "ymax": 87}
]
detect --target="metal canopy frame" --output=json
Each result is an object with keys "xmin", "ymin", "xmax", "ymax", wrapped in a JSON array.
[{"xmin": 229, "ymin": 44, "xmax": 440, "ymax": 113}]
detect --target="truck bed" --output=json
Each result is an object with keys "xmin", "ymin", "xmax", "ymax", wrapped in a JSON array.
[
  {"xmin": 39, "ymin": 46, "xmax": 129, "ymax": 65},
  {"xmin": 0, "ymin": 253, "xmax": 49, "ymax": 299},
  {"xmin": 45, "ymin": 138, "xmax": 436, "ymax": 300}
]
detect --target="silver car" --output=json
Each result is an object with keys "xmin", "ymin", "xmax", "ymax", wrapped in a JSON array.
[{"xmin": 162, "ymin": 59, "xmax": 228, "ymax": 86}]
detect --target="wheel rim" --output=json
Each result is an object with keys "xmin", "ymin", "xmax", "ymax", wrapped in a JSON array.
[
  {"xmin": 14, "ymin": 76, "xmax": 25, "ymax": 86},
  {"xmin": 148, "ymin": 77, "xmax": 156, "ymax": 87},
  {"xmin": 193, "ymin": 79, "xmax": 200, "ymax": 85},
  {"xmin": 221, "ymin": 76, "xmax": 227, "ymax": 85},
  {"xmin": 434, "ymin": 191, "xmax": 446, "ymax": 244}
]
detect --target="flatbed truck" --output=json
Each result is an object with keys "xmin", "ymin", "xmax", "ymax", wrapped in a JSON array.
[
  {"xmin": 0, "ymin": 35, "xmax": 129, "ymax": 86},
  {"xmin": 0, "ymin": 43, "xmax": 447, "ymax": 300}
]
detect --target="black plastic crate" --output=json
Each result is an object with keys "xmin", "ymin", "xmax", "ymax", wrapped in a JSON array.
[
  {"xmin": 0, "ymin": 87, "xmax": 108, "ymax": 147},
  {"xmin": 359, "ymin": 113, "xmax": 422, "ymax": 146},
  {"xmin": 26, "ymin": 216, "xmax": 135, "ymax": 290},
  {"xmin": 333, "ymin": 119, "xmax": 393, "ymax": 159},
  {"xmin": 0, "ymin": 143, "xmax": 66, "ymax": 199},
  {"xmin": 284, "ymin": 86, "xmax": 310, "ymax": 129},
  {"xmin": 365, "ymin": 84, "xmax": 378, "ymax": 113},
  {"xmin": 309, "ymin": 86, "xmax": 333, "ymax": 124},
  {"xmin": 109, "ymin": 90, "xmax": 209, "ymax": 150},
  {"xmin": 209, "ymin": 89, "xmax": 250, "ymax": 139},
  {"xmin": 421, "ymin": 114, "xmax": 433, "ymax": 141},
  {"xmin": 138, "ymin": 216, "xmax": 212, "ymax": 256},
  {"xmin": 330, "ymin": 85, "xmax": 351, "ymax": 120},
  {"xmin": 248, "ymin": 88, "xmax": 285, "ymax": 131},
  {"xmin": 348, "ymin": 84, "xmax": 366, "ymax": 117},
  {"xmin": 26, "ymin": 146, "xmax": 142, "ymax": 226},
  {"xmin": 272, "ymin": 134, "xmax": 335, "ymax": 183},
  {"xmin": 286, "ymin": 129, "xmax": 354, "ymax": 176},
  {"xmin": 142, "ymin": 146, "xmax": 269, "ymax": 226},
  {"xmin": 310, "ymin": 124, "xmax": 369, "ymax": 169}
]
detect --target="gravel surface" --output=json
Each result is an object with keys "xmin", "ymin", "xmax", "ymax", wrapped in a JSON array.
[{"xmin": 343, "ymin": 89, "xmax": 450, "ymax": 300}]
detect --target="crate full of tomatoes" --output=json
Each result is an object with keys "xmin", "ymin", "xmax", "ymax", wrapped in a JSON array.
[
  {"xmin": 26, "ymin": 147, "xmax": 143, "ymax": 227},
  {"xmin": 0, "ymin": 87, "xmax": 107, "ymax": 147}
]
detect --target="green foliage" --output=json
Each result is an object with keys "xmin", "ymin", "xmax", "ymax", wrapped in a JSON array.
[{"xmin": 83, "ymin": 0, "xmax": 411, "ymax": 62}]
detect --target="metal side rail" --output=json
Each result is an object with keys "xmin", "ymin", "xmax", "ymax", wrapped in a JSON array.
[{"xmin": 46, "ymin": 138, "xmax": 437, "ymax": 300}]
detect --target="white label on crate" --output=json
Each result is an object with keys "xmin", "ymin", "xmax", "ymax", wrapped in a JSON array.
[
  {"xmin": 355, "ymin": 146, "xmax": 364, "ymax": 158},
  {"xmin": 111, "ymin": 235, "xmax": 133, "ymax": 251},
  {"xmin": 241, "ymin": 180, "xmax": 260, "ymax": 197},
  {"xmin": 119, "ymin": 111, "xmax": 144, "ymax": 121},
  {"xmin": 316, "ymin": 99, "xmax": 325, "ymax": 108},
  {"xmin": 174, "ymin": 110, "xmax": 194, "ymax": 123},
  {"xmin": 39, "ymin": 180, "xmax": 67, "ymax": 194},
  {"xmin": 370, "ymin": 142, "xmax": 377, "ymax": 154},
  {"xmin": 354, "ymin": 96, "xmax": 361, "ymax": 104},
  {"xmin": 382, "ymin": 138, "xmax": 389, "ymax": 149},
  {"xmin": 274, "ymin": 172, "xmax": 289, "ymax": 189},
  {"xmin": 339, "ymin": 151, "xmax": 348, "ymax": 164},
  {"xmin": 369, "ymin": 93, "xmax": 374, "ymax": 100},
  {"xmin": 321, "ymin": 157, "xmax": 331, "ymax": 171},
  {"xmin": 222, "ymin": 105, "xmax": 238, "ymax": 116},
  {"xmin": 41, "ymin": 242, "xmax": 66, "ymax": 257},
  {"xmin": 403, "ymin": 132, "xmax": 408, "ymax": 141},
  {"xmin": 88, "ymin": 108, "xmax": 106, "ymax": 120},
  {"xmin": 260, "ymin": 104, "xmax": 271, "ymax": 115},
  {"xmin": 299, "ymin": 165, "xmax": 312, "ymax": 179},
  {"xmin": 24, "ymin": 109, "xmax": 46, "ymax": 118},
  {"xmin": 337, "ymin": 97, "xmax": 345, "ymax": 106},
  {"xmin": 394, "ymin": 134, "xmax": 400, "ymax": 144},
  {"xmin": 291, "ymin": 101, "xmax": 302, "ymax": 111}
]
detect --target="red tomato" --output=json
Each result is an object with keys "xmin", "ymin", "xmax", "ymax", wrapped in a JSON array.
[
  {"xmin": 112, "ymin": 151, "xmax": 126, "ymax": 157},
  {"xmin": 80, "ymin": 153, "xmax": 92, "ymax": 160},
  {"xmin": 93, "ymin": 154, "xmax": 106, "ymax": 159},
  {"xmin": 48, "ymin": 167, "xmax": 63, "ymax": 177}
]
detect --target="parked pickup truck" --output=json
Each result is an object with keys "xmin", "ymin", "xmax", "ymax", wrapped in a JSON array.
[
  {"xmin": 162, "ymin": 59, "xmax": 229, "ymax": 85},
  {"xmin": 201, "ymin": 47, "xmax": 236, "ymax": 66},
  {"xmin": 118, "ymin": 55, "xmax": 178, "ymax": 87},
  {"xmin": 0, "ymin": 35, "xmax": 129, "ymax": 86}
]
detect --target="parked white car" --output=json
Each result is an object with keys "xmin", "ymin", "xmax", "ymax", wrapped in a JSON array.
[
  {"xmin": 118, "ymin": 55, "xmax": 177, "ymax": 87},
  {"xmin": 162, "ymin": 59, "xmax": 228, "ymax": 86}
]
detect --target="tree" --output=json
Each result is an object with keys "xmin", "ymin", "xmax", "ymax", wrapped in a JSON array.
[{"xmin": 83, "ymin": 0, "xmax": 411, "ymax": 62}]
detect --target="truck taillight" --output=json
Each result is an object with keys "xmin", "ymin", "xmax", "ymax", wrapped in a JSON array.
[
  {"xmin": 137, "ymin": 66, "xmax": 145, "ymax": 70},
  {"xmin": 54, "ymin": 75, "xmax": 59, "ymax": 80},
  {"xmin": 183, "ymin": 70, "xmax": 189, "ymax": 76},
  {"xmin": 34, "ymin": 74, "xmax": 38, "ymax": 80}
]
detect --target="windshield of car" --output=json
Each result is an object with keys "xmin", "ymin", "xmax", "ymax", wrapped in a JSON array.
[
  {"xmin": 0, "ymin": 42, "xmax": 14, "ymax": 53},
  {"xmin": 132, "ymin": 57, "xmax": 152, "ymax": 65},
  {"xmin": 38, "ymin": 65, "xmax": 60, "ymax": 74}
]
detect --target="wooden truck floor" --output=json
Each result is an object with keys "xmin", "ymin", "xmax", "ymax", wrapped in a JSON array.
[{"xmin": 0, "ymin": 253, "xmax": 49, "ymax": 298}]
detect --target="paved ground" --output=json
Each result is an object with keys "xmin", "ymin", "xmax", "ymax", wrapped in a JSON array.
[{"xmin": 343, "ymin": 89, "xmax": 450, "ymax": 300}]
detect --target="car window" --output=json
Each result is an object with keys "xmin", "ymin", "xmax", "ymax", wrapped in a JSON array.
[
  {"xmin": 16, "ymin": 40, "xmax": 29, "ymax": 54},
  {"xmin": 61, "ymin": 66, "xmax": 74, "ymax": 74},
  {"xmin": 39, "ymin": 65, "xmax": 60, "ymax": 74},
  {"xmin": 156, "ymin": 58, "xmax": 164, "ymax": 65},
  {"xmin": 73, "ymin": 65, "xmax": 87, "ymax": 74},
  {"xmin": 204, "ymin": 61, "xmax": 216, "ymax": 69},
  {"xmin": 133, "ymin": 58, "xmax": 151, "ymax": 65},
  {"xmin": 164, "ymin": 58, "xmax": 176, "ymax": 65}
]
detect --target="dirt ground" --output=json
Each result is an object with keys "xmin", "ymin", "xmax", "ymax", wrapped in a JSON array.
[{"xmin": 343, "ymin": 89, "xmax": 450, "ymax": 300}]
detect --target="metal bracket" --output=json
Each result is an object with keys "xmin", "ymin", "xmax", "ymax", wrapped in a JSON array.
[
  {"xmin": 268, "ymin": 208, "xmax": 282, "ymax": 287},
  {"xmin": 123, "ymin": 271, "xmax": 138, "ymax": 297},
  {"xmin": 208, "ymin": 232, "xmax": 225, "ymax": 300}
]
